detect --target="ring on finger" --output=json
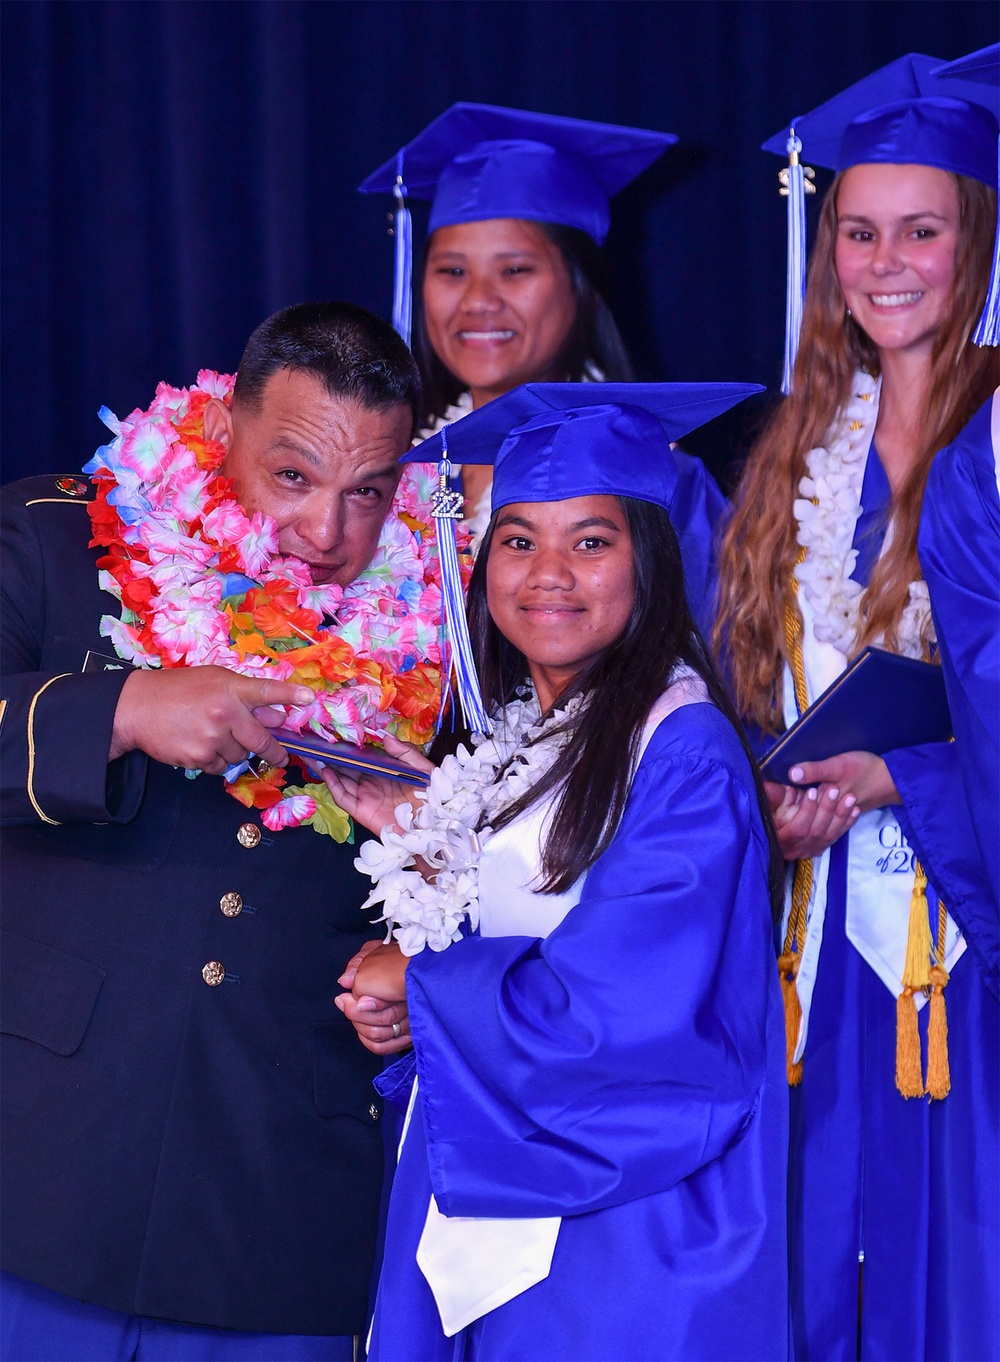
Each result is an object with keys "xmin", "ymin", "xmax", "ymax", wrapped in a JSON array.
[{"xmin": 391, "ymin": 1022, "xmax": 401, "ymax": 1039}]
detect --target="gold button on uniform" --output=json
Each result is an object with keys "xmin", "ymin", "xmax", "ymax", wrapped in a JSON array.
[
  {"xmin": 237, "ymin": 823, "xmax": 261, "ymax": 849},
  {"xmin": 220, "ymin": 892, "xmax": 243, "ymax": 918},
  {"xmin": 202, "ymin": 961, "xmax": 226, "ymax": 987}
]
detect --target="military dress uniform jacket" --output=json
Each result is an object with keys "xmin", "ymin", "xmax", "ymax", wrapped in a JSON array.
[{"xmin": 0, "ymin": 475, "xmax": 386, "ymax": 1336}]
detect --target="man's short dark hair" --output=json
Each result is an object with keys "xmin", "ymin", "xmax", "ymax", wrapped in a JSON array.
[{"xmin": 232, "ymin": 301, "xmax": 422, "ymax": 436}]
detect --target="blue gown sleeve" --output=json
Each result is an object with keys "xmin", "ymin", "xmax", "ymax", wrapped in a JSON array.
[
  {"xmin": 405, "ymin": 708, "xmax": 777, "ymax": 1219},
  {"xmin": 885, "ymin": 740, "xmax": 999, "ymax": 999},
  {"xmin": 917, "ymin": 399, "xmax": 999, "ymax": 914},
  {"xmin": 669, "ymin": 450, "xmax": 728, "ymax": 636}
]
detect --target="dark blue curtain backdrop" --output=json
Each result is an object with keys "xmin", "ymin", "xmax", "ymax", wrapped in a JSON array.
[{"xmin": 2, "ymin": 0, "xmax": 995, "ymax": 487}]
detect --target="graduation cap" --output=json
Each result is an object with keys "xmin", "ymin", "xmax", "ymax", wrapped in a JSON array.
[
  {"xmin": 934, "ymin": 43, "xmax": 1000, "ymax": 344},
  {"xmin": 762, "ymin": 53, "xmax": 1000, "ymax": 390},
  {"xmin": 358, "ymin": 104, "xmax": 676, "ymax": 346},
  {"xmin": 404, "ymin": 381, "xmax": 763, "ymax": 734}
]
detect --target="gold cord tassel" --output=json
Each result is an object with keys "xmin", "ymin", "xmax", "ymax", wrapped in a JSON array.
[
  {"xmin": 779, "ymin": 857, "xmax": 812, "ymax": 1085},
  {"xmin": 926, "ymin": 899, "xmax": 951, "ymax": 1101},
  {"xmin": 902, "ymin": 862, "xmax": 933, "ymax": 993},
  {"xmin": 895, "ymin": 860, "xmax": 938, "ymax": 1099},
  {"xmin": 778, "ymin": 562, "xmax": 813, "ymax": 1087}
]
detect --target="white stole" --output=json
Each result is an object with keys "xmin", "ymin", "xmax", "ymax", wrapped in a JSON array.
[
  {"xmin": 415, "ymin": 671, "xmax": 709, "ymax": 1336},
  {"xmin": 781, "ymin": 449, "xmax": 965, "ymax": 1065}
]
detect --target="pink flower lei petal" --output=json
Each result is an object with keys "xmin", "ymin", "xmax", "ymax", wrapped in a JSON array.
[{"xmin": 262, "ymin": 794, "xmax": 317, "ymax": 831}]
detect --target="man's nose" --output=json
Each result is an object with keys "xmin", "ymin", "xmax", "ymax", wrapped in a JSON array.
[{"xmin": 295, "ymin": 493, "xmax": 344, "ymax": 554}]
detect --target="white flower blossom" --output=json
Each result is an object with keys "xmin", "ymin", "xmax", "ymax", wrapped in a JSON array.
[
  {"xmin": 793, "ymin": 371, "xmax": 934, "ymax": 661},
  {"xmin": 353, "ymin": 693, "xmax": 583, "ymax": 955}
]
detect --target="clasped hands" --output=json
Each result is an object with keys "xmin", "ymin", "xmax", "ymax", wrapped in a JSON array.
[
  {"xmin": 764, "ymin": 749, "xmax": 900, "ymax": 861},
  {"xmin": 325, "ymin": 733, "xmax": 435, "ymax": 1055}
]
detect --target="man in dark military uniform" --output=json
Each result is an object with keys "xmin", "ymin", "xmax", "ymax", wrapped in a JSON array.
[{"xmin": 0, "ymin": 302, "xmax": 417, "ymax": 1360}]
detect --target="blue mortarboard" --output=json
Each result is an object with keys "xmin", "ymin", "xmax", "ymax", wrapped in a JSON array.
[
  {"xmin": 763, "ymin": 53, "xmax": 1000, "ymax": 389},
  {"xmin": 403, "ymin": 382, "xmax": 762, "ymax": 734},
  {"xmin": 358, "ymin": 104, "xmax": 676, "ymax": 346},
  {"xmin": 934, "ymin": 44, "xmax": 1000, "ymax": 344},
  {"xmin": 935, "ymin": 43, "xmax": 1000, "ymax": 87}
]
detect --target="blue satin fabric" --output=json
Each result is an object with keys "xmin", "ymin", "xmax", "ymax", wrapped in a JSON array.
[
  {"xmin": 918, "ymin": 397, "xmax": 1000, "ymax": 924},
  {"xmin": 430, "ymin": 139, "xmax": 609, "ymax": 243},
  {"xmin": 789, "ymin": 845, "xmax": 1000, "ymax": 1362},
  {"xmin": 671, "ymin": 447, "xmax": 728, "ymax": 637},
  {"xmin": 368, "ymin": 705, "xmax": 790, "ymax": 1362},
  {"xmin": 788, "ymin": 440, "xmax": 1000, "ymax": 1361},
  {"xmin": 838, "ymin": 96, "xmax": 998, "ymax": 187}
]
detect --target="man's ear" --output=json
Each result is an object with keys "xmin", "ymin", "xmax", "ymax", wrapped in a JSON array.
[{"xmin": 203, "ymin": 397, "xmax": 234, "ymax": 450}]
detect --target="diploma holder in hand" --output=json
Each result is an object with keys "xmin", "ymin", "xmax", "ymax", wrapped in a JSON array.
[{"xmin": 759, "ymin": 647, "xmax": 952, "ymax": 785}]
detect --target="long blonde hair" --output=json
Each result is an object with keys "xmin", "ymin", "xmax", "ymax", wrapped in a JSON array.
[{"xmin": 714, "ymin": 171, "xmax": 998, "ymax": 734}]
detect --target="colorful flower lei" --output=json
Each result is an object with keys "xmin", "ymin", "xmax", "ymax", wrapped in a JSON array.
[{"xmin": 84, "ymin": 370, "xmax": 466, "ymax": 838}]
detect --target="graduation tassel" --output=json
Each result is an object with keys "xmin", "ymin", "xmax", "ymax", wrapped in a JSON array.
[
  {"xmin": 896, "ymin": 860, "xmax": 932, "ymax": 1099},
  {"xmin": 972, "ymin": 139, "xmax": 1000, "ymax": 346},
  {"xmin": 391, "ymin": 153, "xmax": 413, "ymax": 348},
  {"xmin": 430, "ymin": 430, "xmax": 492, "ymax": 736},
  {"xmin": 926, "ymin": 898, "xmax": 951, "ymax": 1101},
  {"xmin": 777, "ymin": 130, "xmax": 816, "ymax": 395}
]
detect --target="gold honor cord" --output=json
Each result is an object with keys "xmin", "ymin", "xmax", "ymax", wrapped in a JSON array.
[
  {"xmin": 778, "ymin": 560, "xmax": 812, "ymax": 1085},
  {"xmin": 780, "ymin": 562, "xmax": 951, "ymax": 1097}
]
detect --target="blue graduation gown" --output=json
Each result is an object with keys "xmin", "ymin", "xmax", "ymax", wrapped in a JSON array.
[
  {"xmin": 788, "ymin": 446, "xmax": 1000, "ymax": 1362},
  {"xmin": 918, "ymin": 394, "xmax": 1000, "ymax": 925},
  {"xmin": 368, "ymin": 704, "xmax": 790, "ymax": 1362}
]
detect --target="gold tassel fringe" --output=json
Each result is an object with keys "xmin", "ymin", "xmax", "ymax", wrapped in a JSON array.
[
  {"xmin": 926, "ymin": 895, "xmax": 951, "ymax": 1101},
  {"xmin": 895, "ymin": 866, "xmax": 954, "ymax": 1101},
  {"xmin": 778, "ymin": 952, "xmax": 804, "ymax": 1086},
  {"xmin": 895, "ymin": 988, "xmax": 924, "ymax": 1097}
]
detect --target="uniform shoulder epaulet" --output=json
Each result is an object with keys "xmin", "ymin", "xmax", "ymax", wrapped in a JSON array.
[{"xmin": 8, "ymin": 474, "xmax": 97, "ymax": 508}]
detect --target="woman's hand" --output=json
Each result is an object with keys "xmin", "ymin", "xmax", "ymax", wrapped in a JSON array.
[
  {"xmin": 352, "ymin": 941, "xmax": 409, "ymax": 1003},
  {"xmin": 322, "ymin": 734, "xmax": 434, "ymax": 838},
  {"xmin": 764, "ymin": 750, "xmax": 899, "ymax": 861},
  {"xmin": 335, "ymin": 939, "xmax": 412, "ymax": 1055},
  {"xmin": 766, "ymin": 780, "xmax": 859, "ymax": 860}
]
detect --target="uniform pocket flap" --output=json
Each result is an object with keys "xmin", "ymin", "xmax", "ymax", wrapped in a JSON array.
[
  {"xmin": 311, "ymin": 1019, "xmax": 383, "ymax": 1125},
  {"xmin": 0, "ymin": 930, "xmax": 105, "ymax": 1055}
]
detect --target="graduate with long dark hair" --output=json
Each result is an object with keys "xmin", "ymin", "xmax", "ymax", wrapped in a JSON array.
[{"xmin": 325, "ymin": 384, "xmax": 790, "ymax": 1361}]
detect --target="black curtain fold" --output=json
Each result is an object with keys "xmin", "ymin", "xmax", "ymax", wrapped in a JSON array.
[{"xmin": 3, "ymin": 0, "xmax": 995, "ymax": 486}]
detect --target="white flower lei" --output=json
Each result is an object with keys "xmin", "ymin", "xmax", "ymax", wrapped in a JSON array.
[
  {"xmin": 792, "ymin": 369, "xmax": 934, "ymax": 659},
  {"xmin": 355, "ymin": 693, "xmax": 583, "ymax": 955}
]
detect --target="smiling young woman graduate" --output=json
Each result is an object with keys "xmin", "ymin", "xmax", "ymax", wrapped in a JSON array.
[
  {"xmin": 714, "ymin": 53, "xmax": 999, "ymax": 1362},
  {"xmin": 325, "ymin": 384, "xmax": 791, "ymax": 1362},
  {"xmin": 359, "ymin": 106, "xmax": 728, "ymax": 633}
]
